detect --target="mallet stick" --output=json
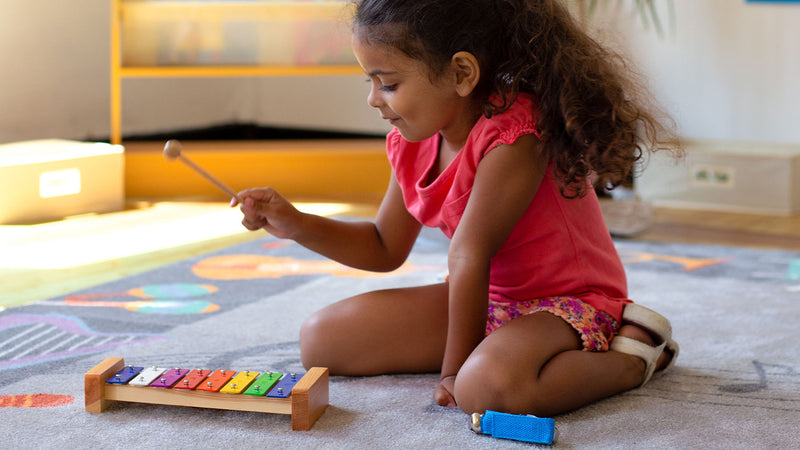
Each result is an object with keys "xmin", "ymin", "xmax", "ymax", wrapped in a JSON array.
[{"xmin": 163, "ymin": 140, "xmax": 241, "ymax": 202}]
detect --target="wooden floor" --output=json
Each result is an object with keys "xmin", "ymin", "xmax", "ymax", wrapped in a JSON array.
[
  {"xmin": 633, "ymin": 207, "xmax": 800, "ymax": 251},
  {"xmin": 1, "ymin": 196, "xmax": 798, "ymax": 309}
]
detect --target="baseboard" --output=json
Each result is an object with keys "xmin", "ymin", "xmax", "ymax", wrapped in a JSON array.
[{"xmin": 636, "ymin": 139, "xmax": 800, "ymax": 215}]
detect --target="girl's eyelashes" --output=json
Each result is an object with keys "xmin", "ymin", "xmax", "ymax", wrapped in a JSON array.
[{"xmin": 365, "ymin": 78, "xmax": 397, "ymax": 92}]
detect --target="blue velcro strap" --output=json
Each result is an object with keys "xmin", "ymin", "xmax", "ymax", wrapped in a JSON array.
[{"xmin": 481, "ymin": 410, "xmax": 556, "ymax": 445}]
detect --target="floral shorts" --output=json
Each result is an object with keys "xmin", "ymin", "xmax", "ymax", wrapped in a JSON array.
[{"xmin": 486, "ymin": 296, "xmax": 619, "ymax": 352}]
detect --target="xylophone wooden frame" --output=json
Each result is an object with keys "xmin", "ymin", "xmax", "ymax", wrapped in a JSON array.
[{"xmin": 84, "ymin": 357, "xmax": 329, "ymax": 430}]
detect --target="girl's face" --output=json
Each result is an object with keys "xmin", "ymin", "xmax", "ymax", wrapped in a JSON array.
[{"xmin": 353, "ymin": 37, "xmax": 466, "ymax": 143}]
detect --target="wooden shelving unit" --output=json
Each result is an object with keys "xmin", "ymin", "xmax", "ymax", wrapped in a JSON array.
[{"xmin": 109, "ymin": 0, "xmax": 363, "ymax": 145}]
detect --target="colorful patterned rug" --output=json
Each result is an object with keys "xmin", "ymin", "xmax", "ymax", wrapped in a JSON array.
[{"xmin": 2, "ymin": 226, "xmax": 799, "ymax": 448}]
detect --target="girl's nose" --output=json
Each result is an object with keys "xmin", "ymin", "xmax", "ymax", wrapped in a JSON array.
[{"xmin": 367, "ymin": 84, "xmax": 382, "ymax": 108}]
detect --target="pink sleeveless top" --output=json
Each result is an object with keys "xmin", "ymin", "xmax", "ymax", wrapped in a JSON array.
[{"xmin": 386, "ymin": 94, "xmax": 631, "ymax": 321}]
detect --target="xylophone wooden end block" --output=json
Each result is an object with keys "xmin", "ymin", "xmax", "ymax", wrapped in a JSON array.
[
  {"xmin": 84, "ymin": 357, "xmax": 126, "ymax": 413},
  {"xmin": 291, "ymin": 367, "xmax": 329, "ymax": 431}
]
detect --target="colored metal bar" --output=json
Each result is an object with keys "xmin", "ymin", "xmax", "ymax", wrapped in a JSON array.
[
  {"xmin": 105, "ymin": 365, "xmax": 143, "ymax": 384},
  {"xmin": 267, "ymin": 372, "xmax": 303, "ymax": 399},
  {"xmin": 220, "ymin": 371, "xmax": 260, "ymax": 394},
  {"xmin": 174, "ymin": 369, "xmax": 212, "ymax": 390},
  {"xmin": 196, "ymin": 369, "xmax": 235, "ymax": 392},
  {"xmin": 150, "ymin": 368, "xmax": 190, "ymax": 388},
  {"xmin": 128, "ymin": 366, "xmax": 168, "ymax": 386},
  {"xmin": 244, "ymin": 372, "xmax": 283, "ymax": 396}
]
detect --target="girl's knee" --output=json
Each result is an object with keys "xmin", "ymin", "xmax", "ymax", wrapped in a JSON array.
[
  {"xmin": 453, "ymin": 352, "xmax": 517, "ymax": 414},
  {"xmin": 298, "ymin": 316, "xmax": 318, "ymax": 370},
  {"xmin": 299, "ymin": 309, "xmax": 336, "ymax": 370},
  {"xmin": 299, "ymin": 300, "xmax": 371, "ymax": 373},
  {"xmin": 453, "ymin": 350, "xmax": 554, "ymax": 416}
]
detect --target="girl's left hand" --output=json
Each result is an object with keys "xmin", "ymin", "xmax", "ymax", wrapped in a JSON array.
[{"xmin": 434, "ymin": 375, "xmax": 457, "ymax": 408}]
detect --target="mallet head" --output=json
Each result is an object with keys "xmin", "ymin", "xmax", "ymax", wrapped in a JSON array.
[{"xmin": 163, "ymin": 139, "xmax": 183, "ymax": 160}]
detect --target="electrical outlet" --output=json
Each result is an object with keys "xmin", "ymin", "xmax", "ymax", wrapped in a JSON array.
[{"xmin": 690, "ymin": 164, "xmax": 735, "ymax": 188}]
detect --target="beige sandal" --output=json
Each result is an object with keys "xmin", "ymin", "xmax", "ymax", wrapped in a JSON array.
[{"xmin": 610, "ymin": 303, "xmax": 679, "ymax": 386}]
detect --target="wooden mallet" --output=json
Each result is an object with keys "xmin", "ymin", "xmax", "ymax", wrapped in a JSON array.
[{"xmin": 163, "ymin": 140, "xmax": 241, "ymax": 202}]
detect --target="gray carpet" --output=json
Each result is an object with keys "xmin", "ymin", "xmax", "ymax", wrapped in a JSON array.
[{"xmin": 2, "ymin": 225, "xmax": 799, "ymax": 449}]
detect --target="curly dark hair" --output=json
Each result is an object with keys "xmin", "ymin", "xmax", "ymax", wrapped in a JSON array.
[{"xmin": 353, "ymin": 0, "xmax": 678, "ymax": 198}]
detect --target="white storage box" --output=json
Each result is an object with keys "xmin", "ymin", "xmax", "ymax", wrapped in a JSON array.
[
  {"xmin": 0, "ymin": 140, "xmax": 125, "ymax": 224},
  {"xmin": 121, "ymin": 0, "xmax": 357, "ymax": 66},
  {"xmin": 635, "ymin": 139, "xmax": 800, "ymax": 215}
]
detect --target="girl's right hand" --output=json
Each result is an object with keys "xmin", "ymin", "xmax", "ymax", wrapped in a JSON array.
[
  {"xmin": 434, "ymin": 375, "xmax": 457, "ymax": 408},
  {"xmin": 232, "ymin": 187, "xmax": 303, "ymax": 240}
]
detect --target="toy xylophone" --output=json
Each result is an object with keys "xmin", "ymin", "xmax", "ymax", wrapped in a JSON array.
[{"xmin": 84, "ymin": 357, "xmax": 328, "ymax": 430}]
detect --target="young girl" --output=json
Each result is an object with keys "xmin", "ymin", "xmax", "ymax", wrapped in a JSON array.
[{"xmin": 234, "ymin": 0, "xmax": 679, "ymax": 417}]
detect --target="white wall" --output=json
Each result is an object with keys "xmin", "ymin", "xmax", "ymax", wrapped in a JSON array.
[
  {"xmin": 0, "ymin": 0, "xmax": 110, "ymax": 142},
  {"xmin": 605, "ymin": 0, "xmax": 800, "ymax": 144},
  {"xmin": 1, "ymin": 0, "xmax": 799, "ymax": 145}
]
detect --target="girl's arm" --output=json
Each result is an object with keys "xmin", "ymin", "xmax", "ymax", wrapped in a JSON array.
[
  {"xmin": 438, "ymin": 133, "xmax": 548, "ymax": 398},
  {"xmin": 235, "ymin": 172, "xmax": 422, "ymax": 272}
]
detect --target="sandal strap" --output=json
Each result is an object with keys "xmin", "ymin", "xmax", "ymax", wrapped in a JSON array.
[
  {"xmin": 621, "ymin": 303, "xmax": 672, "ymax": 343},
  {"xmin": 609, "ymin": 336, "xmax": 667, "ymax": 387}
]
